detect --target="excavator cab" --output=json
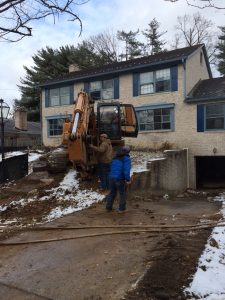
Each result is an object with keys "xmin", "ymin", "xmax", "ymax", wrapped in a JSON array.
[{"xmin": 97, "ymin": 102, "xmax": 138, "ymax": 140}]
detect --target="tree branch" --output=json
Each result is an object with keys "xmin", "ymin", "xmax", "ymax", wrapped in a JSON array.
[
  {"xmin": 0, "ymin": 0, "xmax": 87, "ymax": 42},
  {"xmin": 164, "ymin": 0, "xmax": 225, "ymax": 9}
]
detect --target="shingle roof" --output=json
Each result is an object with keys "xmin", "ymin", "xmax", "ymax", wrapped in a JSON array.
[
  {"xmin": 186, "ymin": 77, "xmax": 225, "ymax": 102},
  {"xmin": 40, "ymin": 44, "xmax": 209, "ymax": 87},
  {"xmin": 4, "ymin": 120, "xmax": 41, "ymax": 135}
]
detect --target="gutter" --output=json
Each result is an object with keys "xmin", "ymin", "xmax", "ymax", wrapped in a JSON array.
[
  {"xmin": 185, "ymin": 95, "xmax": 225, "ymax": 103},
  {"xmin": 38, "ymin": 57, "xmax": 185, "ymax": 88}
]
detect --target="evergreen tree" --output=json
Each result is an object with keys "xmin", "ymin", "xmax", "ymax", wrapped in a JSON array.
[
  {"xmin": 17, "ymin": 46, "xmax": 73, "ymax": 121},
  {"xmin": 117, "ymin": 30, "xmax": 144, "ymax": 60},
  {"xmin": 216, "ymin": 26, "xmax": 225, "ymax": 76},
  {"xmin": 142, "ymin": 18, "xmax": 167, "ymax": 55},
  {"xmin": 16, "ymin": 34, "xmax": 119, "ymax": 121}
]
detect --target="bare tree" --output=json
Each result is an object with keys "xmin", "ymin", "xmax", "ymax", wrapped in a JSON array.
[
  {"xmin": 88, "ymin": 29, "xmax": 119, "ymax": 63},
  {"xmin": 170, "ymin": 33, "xmax": 181, "ymax": 49},
  {"xmin": 173, "ymin": 12, "xmax": 218, "ymax": 62},
  {"xmin": 164, "ymin": 0, "xmax": 225, "ymax": 10},
  {"xmin": 0, "ymin": 0, "xmax": 88, "ymax": 42}
]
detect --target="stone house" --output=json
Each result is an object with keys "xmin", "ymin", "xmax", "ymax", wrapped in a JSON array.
[
  {"xmin": 3, "ymin": 107, "xmax": 41, "ymax": 149},
  {"xmin": 39, "ymin": 44, "xmax": 225, "ymax": 189}
]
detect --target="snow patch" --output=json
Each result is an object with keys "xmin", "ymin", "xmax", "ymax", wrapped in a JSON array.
[
  {"xmin": 131, "ymin": 151, "xmax": 163, "ymax": 175},
  {"xmin": 184, "ymin": 193, "xmax": 225, "ymax": 299},
  {"xmin": 0, "ymin": 168, "xmax": 104, "ymax": 225}
]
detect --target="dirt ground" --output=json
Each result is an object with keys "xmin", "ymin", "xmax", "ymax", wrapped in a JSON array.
[{"xmin": 0, "ymin": 170, "xmax": 222, "ymax": 300}]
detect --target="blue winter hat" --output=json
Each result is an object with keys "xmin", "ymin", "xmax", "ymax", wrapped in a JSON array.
[{"xmin": 122, "ymin": 145, "xmax": 130, "ymax": 153}]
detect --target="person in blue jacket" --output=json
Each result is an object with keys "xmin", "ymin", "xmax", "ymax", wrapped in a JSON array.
[{"xmin": 106, "ymin": 145, "xmax": 131, "ymax": 213}]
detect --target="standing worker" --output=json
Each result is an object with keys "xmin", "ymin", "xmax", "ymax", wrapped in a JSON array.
[
  {"xmin": 106, "ymin": 145, "xmax": 131, "ymax": 213},
  {"xmin": 89, "ymin": 133, "xmax": 112, "ymax": 191}
]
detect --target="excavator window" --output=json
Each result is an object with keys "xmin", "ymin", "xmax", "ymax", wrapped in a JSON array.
[
  {"xmin": 97, "ymin": 103, "xmax": 138, "ymax": 139},
  {"xmin": 120, "ymin": 104, "xmax": 138, "ymax": 137},
  {"xmin": 97, "ymin": 105, "xmax": 121, "ymax": 139}
]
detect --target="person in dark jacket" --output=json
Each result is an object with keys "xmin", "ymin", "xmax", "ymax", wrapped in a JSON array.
[
  {"xmin": 106, "ymin": 145, "xmax": 131, "ymax": 213},
  {"xmin": 90, "ymin": 133, "xmax": 113, "ymax": 191}
]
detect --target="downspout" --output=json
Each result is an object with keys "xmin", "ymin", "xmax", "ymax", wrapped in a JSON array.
[
  {"xmin": 182, "ymin": 59, "xmax": 189, "ymax": 188},
  {"xmin": 182, "ymin": 58, "xmax": 187, "ymax": 99},
  {"xmin": 183, "ymin": 148, "xmax": 189, "ymax": 189},
  {"xmin": 39, "ymin": 88, "xmax": 43, "ymax": 146}
]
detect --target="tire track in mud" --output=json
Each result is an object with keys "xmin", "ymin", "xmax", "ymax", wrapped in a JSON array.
[{"xmin": 125, "ymin": 229, "xmax": 212, "ymax": 300}]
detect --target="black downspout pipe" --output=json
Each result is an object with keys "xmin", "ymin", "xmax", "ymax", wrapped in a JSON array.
[{"xmin": 1, "ymin": 111, "xmax": 5, "ymax": 182}]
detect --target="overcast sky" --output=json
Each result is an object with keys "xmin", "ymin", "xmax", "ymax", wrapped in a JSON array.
[{"xmin": 0, "ymin": 0, "xmax": 224, "ymax": 107}]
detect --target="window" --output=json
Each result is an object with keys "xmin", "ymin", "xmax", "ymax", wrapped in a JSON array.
[
  {"xmin": 155, "ymin": 69, "xmax": 170, "ymax": 92},
  {"xmin": 90, "ymin": 79, "xmax": 114, "ymax": 100},
  {"xmin": 137, "ymin": 106, "xmax": 173, "ymax": 131},
  {"xmin": 140, "ymin": 72, "xmax": 154, "ymax": 94},
  {"xmin": 48, "ymin": 117, "xmax": 70, "ymax": 136},
  {"xmin": 139, "ymin": 68, "xmax": 171, "ymax": 95},
  {"xmin": 205, "ymin": 104, "xmax": 224, "ymax": 130},
  {"xmin": 49, "ymin": 86, "xmax": 71, "ymax": 106}
]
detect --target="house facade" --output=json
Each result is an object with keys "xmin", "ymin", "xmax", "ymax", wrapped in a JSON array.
[{"xmin": 40, "ymin": 44, "xmax": 225, "ymax": 189}]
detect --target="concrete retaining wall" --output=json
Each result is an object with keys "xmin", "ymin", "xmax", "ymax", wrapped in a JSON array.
[{"xmin": 131, "ymin": 149, "xmax": 188, "ymax": 195}]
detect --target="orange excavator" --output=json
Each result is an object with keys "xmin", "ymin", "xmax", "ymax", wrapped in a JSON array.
[{"xmin": 61, "ymin": 91, "xmax": 138, "ymax": 176}]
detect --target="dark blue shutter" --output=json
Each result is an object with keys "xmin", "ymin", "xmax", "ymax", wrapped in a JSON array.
[
  {"xmin": 197, "ymin": 104, "xmax": 205, "ymax": 132},
  {"xmin": 84, "ymin": 82, "xmax": 90, "ymax": 93},
  {"xmin": 45, "ymin": 89, "xmax": 50, "ymax": 107},
  {"xmin": 114, "ymin": 77, "xmax": 119, "ymax": 99},
  {"xmin": 133, "ymin": 73, "xmax": 139, "ymax": 97},
  {"xmin": 70, "ymin": 85, "xmax": 74, "ymax": 104},
  {"xmin": 171, "ymin": 66, "xmax": 178, "ymax": 91}
]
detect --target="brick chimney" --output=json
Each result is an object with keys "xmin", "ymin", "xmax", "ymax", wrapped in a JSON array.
[
  {"xmin": 15, "ymin": 107, "xmax": 27, "ymax": 131},
  {"xmin": 69, "ymin": 64, "xmax": 80, "ymax": 73}
]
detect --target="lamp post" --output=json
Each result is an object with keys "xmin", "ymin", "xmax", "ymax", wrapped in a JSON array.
[{"xmin": 0, "ymin": 99, "xmax": 10, "ymax": 181}]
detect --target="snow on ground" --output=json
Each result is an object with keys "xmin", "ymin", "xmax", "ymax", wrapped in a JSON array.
[
  {"xmin": 0, "ymin": 151, "xmax": 24, "ymax": 162},
  {"xmin": 28, "ymin": 152, "xmax": 43, "ymax": 162},
  {"xmin": 184, "ymin": 193, "xmax": 225, "ymax": 299},
  {"xmin": 0, "ymin": 169, "xmax": 104, "ymax": 225},
  {"xmin": 1, "ymin": 150, "xmax": 163, "ymax": 226},
  {"xmin": 44, "ymin": 169, "xmax": 105, "ymax": 222},
  {"xmin": 0, "ymin": 150, "xmax": 43, "ymax": 163},
  {"xmin": 130, "ymin": 150, "xmax": 164, "ymax": 175},
  {"xmin": 2, "ymin": 150, "xmax": 225, "ymax": 297}
]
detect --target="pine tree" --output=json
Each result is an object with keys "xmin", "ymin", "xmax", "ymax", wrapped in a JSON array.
[
  {"xmin": 17, "ymin": 46, "xmax": 69, "ymax": 121},
  {"xmin": 142, "ymin": 18, "xmax": 167, "ymax": 55},
  {"xmin": 216, "ymin": 26, "xmax": 225, "ymax": 76},
  {"xmin": 16, "ymin": 38, "xmax": 118, "ymax": 121},
  {"xmin": 117, "ymin": 30, "xmax": 144, "ymax": 60}
]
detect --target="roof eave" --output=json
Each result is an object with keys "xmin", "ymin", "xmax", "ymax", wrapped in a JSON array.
[
  {"xmin": 185, "ymin": 95, "xmax": 225, "ymax": 103},
  {"xmin": 39, "ymin": 57, "xmax": 184, "ymax": 88}
]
